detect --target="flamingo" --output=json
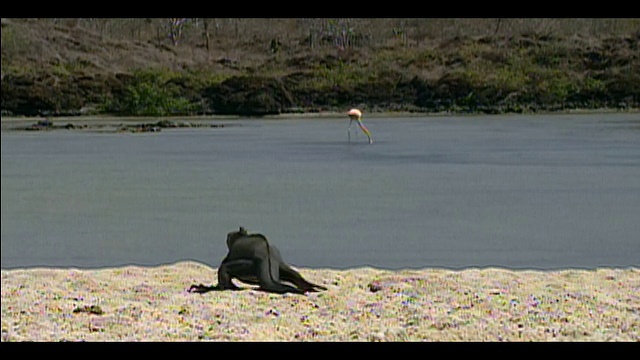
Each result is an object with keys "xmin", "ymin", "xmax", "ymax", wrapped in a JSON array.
[{"xmin": 347, "ymin": 108, "xmax": 373, "ymax": 144}]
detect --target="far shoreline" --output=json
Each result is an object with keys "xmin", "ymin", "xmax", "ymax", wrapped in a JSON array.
[{"xmin": 2, "ymin": 108, "xmax": 638, "ymax": 132}]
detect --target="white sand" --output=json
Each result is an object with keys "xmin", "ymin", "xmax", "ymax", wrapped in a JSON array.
[{"xmin": 2, "ymin": 262, "xmax": 638, "ymax": 341}]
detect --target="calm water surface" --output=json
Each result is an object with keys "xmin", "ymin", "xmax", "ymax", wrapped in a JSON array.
[{"xmin": 2, "ymin": 113, "xmax": 639, "ymax": 270}]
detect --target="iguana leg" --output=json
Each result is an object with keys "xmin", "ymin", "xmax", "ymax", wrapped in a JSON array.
[
  {"xmin": 218, "ymin": 259, "xmax": 254, "ymax": 290},
  {"xmin": 256, "ymin": 259, "xmax": 305, "ymax": 294},
  {"xmin": 188, "ymin": 284, "xmax": 219, "ymax": 293},
  {"xmin": 280, "ymin": 264, "xmax": 327, "ymax": 292}
]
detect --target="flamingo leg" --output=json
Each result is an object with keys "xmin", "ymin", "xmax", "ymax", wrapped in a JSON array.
[{"xmin": 357, "ymin": 119, "xmax": 373, "ymax": 144}]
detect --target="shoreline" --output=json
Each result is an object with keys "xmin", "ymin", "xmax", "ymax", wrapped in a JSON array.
[
  {"xmin": 3, "ymin": 107, "xmax": 638, "ymax": 121},
  {"xmin": 2, "ymin": 108, "xmax": 638, "ymax": 133},
  {"xmin": 2, "ymin": 261, "xmax": 639, "ymax": 272},
  {"xmin": 2, "ymin": 262, "xmax": 638, "ymax": 341}
]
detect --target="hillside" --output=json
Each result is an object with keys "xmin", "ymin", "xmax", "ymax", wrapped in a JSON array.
[{"xmin": 1, "ymin": 18, "xmax": 639, "ymax": 117}]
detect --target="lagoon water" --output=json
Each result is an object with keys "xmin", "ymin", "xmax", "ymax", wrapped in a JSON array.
[{"xmin": 2, "ymin": 114, "xmax": 639, "ymax": 270}]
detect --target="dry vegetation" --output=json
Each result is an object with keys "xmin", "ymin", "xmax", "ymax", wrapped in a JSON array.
[{"xmin": 1, "ymin": 18, "xmax": 639, "ymax": 116}]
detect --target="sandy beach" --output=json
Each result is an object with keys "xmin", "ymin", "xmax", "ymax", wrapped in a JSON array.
[{"xmin": 1, "ymin": 262, "xmax": 638, "ymax": 341}]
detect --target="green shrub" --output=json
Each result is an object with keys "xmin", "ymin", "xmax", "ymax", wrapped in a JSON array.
[
  {"xmin": 104, "ymin": 69, "xmax": 195, "ymax": 116},
  {"xmin": 122, "ymin": 82, "xmax": 193, "ymax": 116}
]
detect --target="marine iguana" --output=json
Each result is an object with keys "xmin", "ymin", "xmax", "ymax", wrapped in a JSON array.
[{"xmin": 189, "ymin": 227, "xmax": 327, "ymax": 295}]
